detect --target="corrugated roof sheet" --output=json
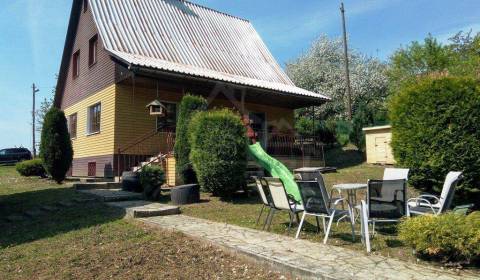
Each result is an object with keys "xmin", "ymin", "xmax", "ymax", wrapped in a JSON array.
[{"xmin": 89, "ymin": 0, "xmax": 329, "ymax": 100}]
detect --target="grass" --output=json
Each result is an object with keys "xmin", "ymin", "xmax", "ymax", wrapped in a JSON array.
[{"xmin": 0, "ymin": 166, "xmax": 290, "ymax": 279}]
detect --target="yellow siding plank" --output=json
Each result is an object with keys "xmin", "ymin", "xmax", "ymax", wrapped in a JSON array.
[{"xmin": 63, "ymin": 84, "xmax": 117, "ymax": 158}]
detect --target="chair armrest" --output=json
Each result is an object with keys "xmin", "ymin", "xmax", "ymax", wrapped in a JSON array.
[
  {"xmin": 417, "ymin": 194, "xmax": 440, "ymax": 204},
  {"xmin": 407, "ymin": 198, "xmax": 437, "ymax": 214},
  {"xmin": 332, "ymin": 197, "xmax": 345, "ymax": 206}
]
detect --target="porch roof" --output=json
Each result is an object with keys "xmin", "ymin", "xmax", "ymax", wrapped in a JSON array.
[{"xmin": 89, "ymin": 0, "xmax": 330, "ymax": 102}]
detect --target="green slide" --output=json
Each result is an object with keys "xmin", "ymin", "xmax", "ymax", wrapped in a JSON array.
[{"xmin": 248, "ymin": 143, "xmax": 301, "ymax": 202}]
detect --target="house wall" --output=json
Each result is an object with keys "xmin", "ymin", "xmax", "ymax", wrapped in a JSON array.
[
  {"xmin": 59, "ymin": 3, "xmax": 116, "ymax": 109},
  {"xmin": 63, "ymin": 85, "xmax": 117, "ymax": 177}
]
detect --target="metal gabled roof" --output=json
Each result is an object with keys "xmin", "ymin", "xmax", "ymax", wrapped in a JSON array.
[{"xmin": 89, "ymin": 0, "xmax": 329, "ymax": 101}]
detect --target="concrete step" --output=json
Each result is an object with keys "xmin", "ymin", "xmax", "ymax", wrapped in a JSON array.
[
  {"xmin": 106, "ymin": 200, "xmax": 180, "ymax": 218},
  {"xmin": 77, "ymin": 189, "xmax": 143, "ymax": 202},
  {"xmin": 73, "ymin": 182, "xmax": 122, "ymax": 190}
]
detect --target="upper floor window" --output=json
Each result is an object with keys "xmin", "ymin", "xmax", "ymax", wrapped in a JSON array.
[
  {"xmin": 89, "ymin": 35, "xmax": 98, "ymax": 66},
  {"xmin": 87, "ymin": 103, "xmax": 101, "ymax": 134},
  {"xmin": 83, "ymin": 0, "xmax": 88, "ymax": 13},
  {"xmin": 156, "ymin": 102, "xmax": 177, "ymax": 132},
  {"xmin": 68, "ymin": 113, "xmax": 78, "ymax": 139},
  {"xmin": 72, "ymin": 50, "xmax": 80, "ymax": 78}
]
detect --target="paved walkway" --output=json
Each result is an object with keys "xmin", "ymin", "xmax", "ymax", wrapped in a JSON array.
[{"xmin": 142, "ymin": 215, "xmax": 477, "ymax": 280}]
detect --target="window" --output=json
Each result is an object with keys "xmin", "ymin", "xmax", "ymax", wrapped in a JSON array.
[
  {"xmin": 72, "ymin": 50, "xmax": 80, "ymax": 78},
  {"xmin": 69, "ymin": 113, "xmax": 78, "ymax": 139},
  {"xmin": 83, "ymin": 0, "xmax": 88, "ymax": 13},
  {"xmin": 89, "ymin": 35, "xmax": 98, "ymax": 66},
  {"xmin": 87, "ymin": 103, "xmax": 101, "ymax": 134},
  {"xmin": 156, "ymin": 102, "xmax": 177, "ymax": 131}
]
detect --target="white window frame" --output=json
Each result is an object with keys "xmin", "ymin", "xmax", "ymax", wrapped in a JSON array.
[{"xmin": 86, "ymin": 102, "xmax": 101, "ymax": 135}]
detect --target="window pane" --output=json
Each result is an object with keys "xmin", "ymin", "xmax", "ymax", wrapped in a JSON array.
[{"xmin": 88, "ymin": 104, "xmax": 101, "ymax": 133}]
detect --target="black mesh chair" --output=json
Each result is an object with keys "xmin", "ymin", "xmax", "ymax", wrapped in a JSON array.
[
  {"xmin": 360, "ymin": 179, "xmax": 407, "ymax": 252},
  {"xmin": 295, "ymin": 181, "xmax": 355, "ymax": 244}
]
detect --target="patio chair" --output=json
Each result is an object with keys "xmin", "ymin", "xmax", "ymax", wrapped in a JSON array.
[
  {"xmin": 353, "ymin": 168, "xmax": 410, "ymax": 222},
  {"xmin": 295, "ymin": 180, "xmax": 355, "ymax": 244},
  {"xmin": 407, "ymin": 171, "xmax": 463, "ymax": 216},
  {"xmin": 295, "ymin": 170, "xmax": 344, "ymax": 208},
  {"xmin": 383, "ymin": 168, "xmax": 410, "ymax": 181},
  {"xmin": 252, "ymin": 176, "xmax": 274, "ymax": 228},
  {"xmin": 263, "ymin": 177, "xmax": 304, "ymax": 232},
  {"xmin": 360, "ymin": 179, "xmax": 407, "ymax": 252}
]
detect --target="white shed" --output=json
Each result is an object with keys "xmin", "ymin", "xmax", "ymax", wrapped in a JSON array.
[{"xmin": 363, "ymin": 125, "xmax": 395, "ymax": 165}]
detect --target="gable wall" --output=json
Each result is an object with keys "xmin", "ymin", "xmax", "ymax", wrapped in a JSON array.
[{"xmin": 59, "ymin": 4, "xmax": 116, "ymax": 109}]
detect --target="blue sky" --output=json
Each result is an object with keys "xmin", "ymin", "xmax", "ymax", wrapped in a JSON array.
[{"xmin": 0, "ymin": 0, "xmax": 479, "ymax": 150}]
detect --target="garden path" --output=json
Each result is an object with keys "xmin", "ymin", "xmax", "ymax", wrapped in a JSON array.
[{"xmin": 142, "ymin": 215, "xmax": 477, "ymax": 280}]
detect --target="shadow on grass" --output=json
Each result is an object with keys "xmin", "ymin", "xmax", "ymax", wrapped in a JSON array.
[
  {"xmin": 0, "ymin": 187, "xmax": 124, "ymax": 248},
  {"xmin": 325, "ymin": 147, "xmax": 365, "ymax": 169}
]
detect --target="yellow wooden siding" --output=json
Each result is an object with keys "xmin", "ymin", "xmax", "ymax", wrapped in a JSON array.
[
  {"xmin": 114, "ymin": 84, "xmax": 181, "ymax": 155},
  {"xmin": 365, "ymin": 128, "xmax": 395, "ymax": 164},
  {"xmin": 63, "ymin": 84, "xmax": 116, "ymax": 158},
  {"xmin": 165, "ymin": 156, "xmax": 176, "ymax": 186}
]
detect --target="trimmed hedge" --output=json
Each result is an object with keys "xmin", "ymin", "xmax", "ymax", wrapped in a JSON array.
[
  {"xmin": 174, "ymin": 95, "xmax": 208, "ymax": 184},
  {"xmin": 16, "ymin": 159, "xmax": 45, "ymax": 177},
  {"xmin": 39, "ymin": 108, "xmax": 73, "ymax": 183},
  {"xmin": 189, "ymin": 109, "xmax": 247, "ymax": 197},
  {"xmin": 389, "ymin": 77, "xmax": 480, "ymax": 207},
  {"xmin": 398, "ymin": 212, "xmax": 480, "ymax": 264},
  {"xmin": 139, "ymin": 165, "xmax": 165, "ymax": 201}
]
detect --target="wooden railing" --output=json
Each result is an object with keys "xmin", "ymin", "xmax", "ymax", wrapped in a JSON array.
[
  {"xmin": 256, "ymin": 132, "xmax": 325, "ymax": 160},
  {"xmin": 116, "ymin": 129, "xmax": 175, "ymax": 177},
  {"xmin": 115, "ymin": 130, "xmax": 324, "ymax": 177}
]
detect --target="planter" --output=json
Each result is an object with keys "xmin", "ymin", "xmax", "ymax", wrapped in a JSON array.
[
  {"xmin": 121, "ymin": 171, "xmax": 142, "ymax": 192},
  {"xmin": 171, "ymin": 184, "xmax": 200, "ymax": 205}
]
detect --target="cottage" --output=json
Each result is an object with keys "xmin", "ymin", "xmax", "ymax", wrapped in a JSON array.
[{"xmin": 55, "ymin": 0, "xmax": 330, "ymax": 181}]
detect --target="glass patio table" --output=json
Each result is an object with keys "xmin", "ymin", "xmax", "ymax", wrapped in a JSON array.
[{"xmin": 332, "ymin": 183, "xmax": 367, "ymax": 221}]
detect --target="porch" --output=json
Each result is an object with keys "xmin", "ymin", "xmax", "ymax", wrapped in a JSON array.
[{"xmin": 115, "ymin": 130, "xmax": 325, "ymax": 186}]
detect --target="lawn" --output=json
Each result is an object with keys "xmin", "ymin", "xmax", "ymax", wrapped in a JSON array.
[{"xmin": 0, "ymin": 166, "xmax": 289, "ymax": 279}]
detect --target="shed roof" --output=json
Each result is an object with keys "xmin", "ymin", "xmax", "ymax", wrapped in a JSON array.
[{"xmin": 88, "ymin": 0, "xmax": 329, "ymax": 100}]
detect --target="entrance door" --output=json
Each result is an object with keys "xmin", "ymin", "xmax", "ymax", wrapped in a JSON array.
[
  {"xmin": 249, "ymin": 112, "xmax": 266, "ymax": 148},
  {"xmin": 374, "ymin": 136, "xmax": 387, "ymax": 163}
]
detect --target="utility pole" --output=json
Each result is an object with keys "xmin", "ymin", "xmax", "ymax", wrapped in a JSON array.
[
  {"xmin": 340, "ymin": 2, "xmax": 353, "ymax": 120},
  {"xmin": 32, "ymin": 83, "xmax": 39, "ymax": 158}
]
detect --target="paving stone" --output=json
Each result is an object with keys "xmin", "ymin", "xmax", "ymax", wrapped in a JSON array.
[
  {"xmin": 77, "ymin": 189, "xmax": 143, "ymax": 202},
  {"xmin": 106, "ymin": 200, "xmax": 180, "ymax": 218},
  {"xmin": 142, "ymin": 215, "xmax": 477, "ymax": 280}
]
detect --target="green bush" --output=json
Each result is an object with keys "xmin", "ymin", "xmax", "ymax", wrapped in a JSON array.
[
  {"xmin": 16, "ymin": 159, "xmax": 46, "ymax": 177},
  {"xmin": 39, "ymin": 108, "xmax": 73, "ymax": 183},
  {"xmin": 139, "ymin": 165, "xmax": 165, "ymax": 200},
  {"xmin": 174, "ymin": 95, "xmax": 208, "ymax": 184},
  {"xmin": 398, "ymin": 212, "xmax": 480, "ymax": 264},
  {"xmin": 189, "ymin": 109, "xmax": 247, "ymax": 197},
  {"xmin": 389, "ymin": 76, "xmax": 480, "ymax": 207}
]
